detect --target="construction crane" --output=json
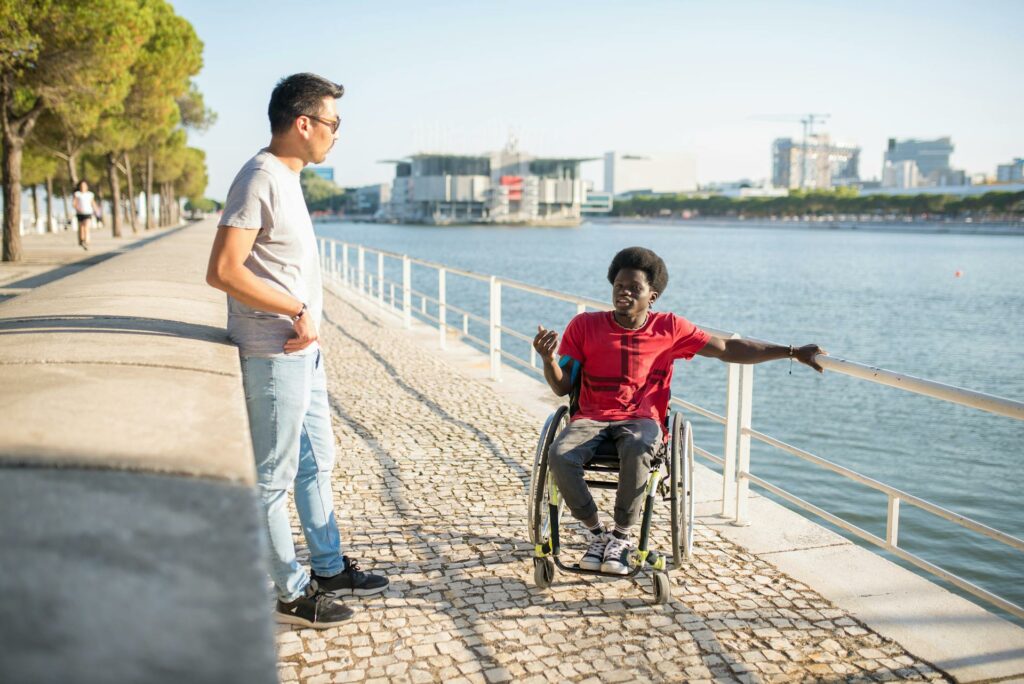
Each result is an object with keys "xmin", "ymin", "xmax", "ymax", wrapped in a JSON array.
[{"xmin": 750, "ymin": 113, "xmax": 831, "ymax": 189}]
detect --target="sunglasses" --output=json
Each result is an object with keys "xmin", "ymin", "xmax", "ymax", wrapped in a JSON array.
[{"xmin": 305, "ymin": 114, "xmax": 341, "ymax": 134}]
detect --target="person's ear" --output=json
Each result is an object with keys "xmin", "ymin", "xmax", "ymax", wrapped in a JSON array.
[{"xmin": 649, "ymin": 290, "xmax": 659, "ymax": 307}]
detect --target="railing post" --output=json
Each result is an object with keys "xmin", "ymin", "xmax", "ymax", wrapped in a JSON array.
[
  {"xmin": 390, "ymin": 283, "xmax": 395, "ymax": 308},
  {"xmin": 357, "ymin": 246, "xmax": 366, "ymax": 295},
  {"xmin": 576, "ymin": 303, "xmax": 586, "ymax": 315},
  {"xmin": 377, "ymin": 253, "xmax": 384, "ymax": 302},
  {"xmin": 722, "ymin": 351, "xmax": 741, "ymax": 517},
  {"xmin": 438, "ymin": 268, "xmax": 447, "ymax": 350},
  {"xmin": 733, "ymin": 364, "xmax": 754, "ymax": 526},
  {"xmin": 342, "ymin": 244, "xmax": 349, "ymax": 287},
  {"xmin": 489, "ymin": 276, "xmax": 502, "ymax": 381},
  {"xmin": 402, "ymin": 256, "xmax": 411, "ymax": 328},
  {"xmin": 330, "ymin": 242, "xmax": 338, "ymax": 282},
  {"xmin": 886, "ymin": 495, "xmax": 901, "ymax": 548}
]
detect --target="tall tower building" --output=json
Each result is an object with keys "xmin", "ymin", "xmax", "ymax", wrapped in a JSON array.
[{"xmin": 883, "ymin": 138, "xmax": 954, "ymax": 185}]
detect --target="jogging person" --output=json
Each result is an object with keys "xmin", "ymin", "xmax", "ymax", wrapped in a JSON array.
[
  {"xmin": 72, "ymin": 180, "xmax": 99, "ymax": 250},
  {"xmin": 206, "ymin": 73, "xmax": 388, "ymax": 629},
  {"xmin": 533, "ymin": 246, "xmax": 825, "ymax": 574}
]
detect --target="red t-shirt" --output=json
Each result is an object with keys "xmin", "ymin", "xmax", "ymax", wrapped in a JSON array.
[{"xmin": 558, "ymin": 311, "xmax": 710, "ymax": 426}]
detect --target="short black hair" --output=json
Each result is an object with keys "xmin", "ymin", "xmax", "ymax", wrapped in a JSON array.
[
  {"xmin": 607, "ymin": 246, "xmax": 669, "ymax": 294},
  {"xmin": 268, "ymin": 73, "xmax": 344, "ymax": 135}
]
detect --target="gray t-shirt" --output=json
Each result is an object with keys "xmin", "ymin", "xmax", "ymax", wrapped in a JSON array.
[{"xmin": 219, "ymin": 149, "xmax": 322, "ymax": 357}]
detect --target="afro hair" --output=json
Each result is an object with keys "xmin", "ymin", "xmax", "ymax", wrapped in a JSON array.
[{"xmin": 607, "ymin": 246, "xmax": 669, "ymax": 294}]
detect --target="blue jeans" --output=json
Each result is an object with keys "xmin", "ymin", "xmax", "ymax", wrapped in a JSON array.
[{"xmin": 240, "ymin": 350, "xmax": 345, "ymax": 601}]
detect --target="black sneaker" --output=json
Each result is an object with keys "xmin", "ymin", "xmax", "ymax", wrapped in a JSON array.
[
  {"xmin": 312, "ymin": 556, "xmax": 389, "ymax": 597},
  {"xmin": 275, "ymin": 579, "xmax": 354, "ymax": 629}
]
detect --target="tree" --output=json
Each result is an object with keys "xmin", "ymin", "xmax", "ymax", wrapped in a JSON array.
[
  {"xmin": 19, "ymin": 141, "xmax": 56, "ymax": 231},
  {"xmin": 1, "ymin": 0, "xmax": 152, "ymax": 261},
  {"xmin": 126, "ymin": 0, "xmax": 203, "ymax": 231},
  {"xmin": 300, "ymin": 169, "xmax": 346, "ymax": 212}
]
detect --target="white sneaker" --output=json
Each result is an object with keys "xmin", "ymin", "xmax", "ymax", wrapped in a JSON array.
[
  {"xmin": 600, "ymin": 534, "xmax": 634, "ymax": 575},
  {"xmin": 579, "ymin": 529, "xmax": 609, "ymax": 571}
]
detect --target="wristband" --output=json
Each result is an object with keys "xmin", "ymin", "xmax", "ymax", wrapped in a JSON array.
[{"xmin": 291, "ymin": 302, "xmax": 307, "ymax": 323}]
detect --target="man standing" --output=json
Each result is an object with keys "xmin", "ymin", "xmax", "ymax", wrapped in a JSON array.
[{"xmin": 207, "ymin": 73, "xmax": 387, "ymax": 629}]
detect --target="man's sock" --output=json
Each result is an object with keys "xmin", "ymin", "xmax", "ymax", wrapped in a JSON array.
[
  {"xmin": 587, "ymin": 521, "xmax": 605, "ymax": 536},
  {"xmin": 612, "ymin": 525, "xmax": 631, "ymax": 540}
]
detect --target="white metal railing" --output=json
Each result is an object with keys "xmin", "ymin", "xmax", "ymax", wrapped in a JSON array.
[{"xmin": 317, "ymin": 237, "xmax": 1024, "ymax": 620}]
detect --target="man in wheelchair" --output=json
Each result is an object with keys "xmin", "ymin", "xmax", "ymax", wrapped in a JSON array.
[{"xmin": 532, "ymin": 246, "xmax": 824, "ymax": 575}]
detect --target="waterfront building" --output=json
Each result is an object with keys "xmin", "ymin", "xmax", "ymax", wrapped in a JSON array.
[
  {"xmin": 882, "ymin": 160, "xmax": 921, "ymax": 189},
  {"xmin": 381, "ymin": 140, "xmax": 592, "ymax": 225},
  {"xmin": 354, "ymin": 183, "xmax": 391, "ymax": 217},
  {"xmin": 603, "ymin": 151, "xmax": 696, "ymax": 196},
  {"xmin": 997, "ymin": 158, "xmax": 1024, "ymax": 183},
  {"xmin": 883, "ymin": 137, "xmax": 955, "ymax": 185},
  {"xmin": 309, "ymin": 166, "xmax": 334, "ymax": 181},
  {"xmin": 581, "ymin": 190, "xmax": 613, "ymax": 214},
  {"xmin": 771, "ymin": 136, "xmax": 859, "ymax": 189}
]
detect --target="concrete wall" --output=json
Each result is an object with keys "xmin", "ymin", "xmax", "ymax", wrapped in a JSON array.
[{"xmin": 0, "ymin": 219, "xmax": 276, "ymax": 683}]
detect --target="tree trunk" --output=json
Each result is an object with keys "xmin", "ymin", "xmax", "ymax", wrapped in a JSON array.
[
  {"xmin": 59, "ymin": 178, "xmax": 71, "ymax": 231},
  {"xmin": 31, "ymin": 184, "xmax": 40, "ymax": 231},
  {"xmin": 158, "ymin": 181, "xmax": 166, "ymax": 227},
  {"xmin": 66, "ymin": 153, "xmax": 79, "ymax": 186},
  {"xmin": 1, "ymin": 134, "xmax": 24, "ymax": 262},
  {"xmin": 45, "ymin": 176, "xmax": 54, "ymax": 233},
  {"xmin": 124, "ymin": 153, "xmax": 138, "ymax": 233},
  {"xmin": 145, "ymin": 153, "xmax": 154, "ymax": 230},
  {"xmin": 107, "ymin": 152, "xmax": 123, "ymax": 238}
]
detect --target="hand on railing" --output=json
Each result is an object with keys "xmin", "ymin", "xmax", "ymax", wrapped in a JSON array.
[{"xmin": 794, "ymin": 344, "xmax": 827, "ymax": 373}]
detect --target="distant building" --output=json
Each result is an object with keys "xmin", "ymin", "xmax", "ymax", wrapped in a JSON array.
[
  {"xmin": 996, "ymin": 158, "xmax": 1024, "ymax": 183},
  {"xmin": 883, "ymin": 138, "xmax": 955, "ymax": 186},
  {"xmin": 771, "ymin": 136, "xmax": 859, "ymax": 189},
  {"xmin": 882, "ymin": 160, "xmax": 920, "ymax": 189},
  {"xmin": 701, "ymin": 180, "xmax": 786, "ymax": 198},
  {"xmin": 603, "ymin": 151, "xmax": 696, "ymax": 196},
  {"xmin": 381, "ymin": 139, "xmax": 594, "ymax": 225},
  {"xmin": 354, "ymin": 184, "xmax": 391, "ymax": 216},
  {"xmin": 581, "ymin": 190, "xmax": 613, "ymax": 214},
  {"xmin": 309, "ymin": 166, "xmax": 334, "ymax": 181}
]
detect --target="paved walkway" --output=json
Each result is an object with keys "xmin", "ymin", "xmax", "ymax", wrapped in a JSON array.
[
  {"xmin": 274, "ymin": 290, "xmax": 949, "ymax": 683},
  {"xmin": 0, "ymin": 224, "xmax": 180, "ymax": 302}
]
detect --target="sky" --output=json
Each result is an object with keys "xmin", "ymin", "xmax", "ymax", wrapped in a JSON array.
[{"xmin": 171, "ymin": 0, "xmax": 1024, "ymax": 200}]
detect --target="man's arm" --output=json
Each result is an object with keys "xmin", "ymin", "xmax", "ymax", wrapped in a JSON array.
[
  {"xmin": 205, "ymin": 226, "xmax": 317, "ymax": 353},
  {"xmin": 696, "ymin": 336, "xmax": 826, "ymax": 373},
  {"xmin": 533, "ymin": 325, "xmax": 574, "ymax": 396}
]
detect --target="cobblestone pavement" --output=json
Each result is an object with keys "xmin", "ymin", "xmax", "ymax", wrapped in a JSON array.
[{"xmin": 274, "ymin": 291, "xmax": 949, "ymax": 684}]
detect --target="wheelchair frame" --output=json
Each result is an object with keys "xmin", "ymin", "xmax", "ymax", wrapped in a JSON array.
[{"xmin": 527, "ymin": 404, "xmax": 695, "ymax": 604}]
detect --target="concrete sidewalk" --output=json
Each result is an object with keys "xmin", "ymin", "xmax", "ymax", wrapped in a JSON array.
[{"xmin": 0, "ymin": 224, "xmax": 183, "ymax": 303}]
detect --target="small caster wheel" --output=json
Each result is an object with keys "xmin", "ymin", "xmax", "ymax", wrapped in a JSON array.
[
  {"xmin": 653, "ymin": 572, "xmax": 671, "ymax": 604},
  {"xmin": 533, "ymin": 557, "xmax": 555, "ymax": 589}
]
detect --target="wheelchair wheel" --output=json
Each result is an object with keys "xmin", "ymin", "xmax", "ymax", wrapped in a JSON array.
[
  {"xmin": 533, "ymin": 557, "xmax": 555, "ymax": 589},
  {"xmin": 669, "ymin": 413, "xmax": 695, "ymax": 567},
  {"xmin": 528, "ymin": 406, "xmax": 569, "ymax": 545},
  {"xmin": 652, "ymin": 571, "xmax": 671, "ymax": 604}
]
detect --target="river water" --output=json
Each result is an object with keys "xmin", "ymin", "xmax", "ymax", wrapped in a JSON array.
[{"xmin": 315, "ymin": 218, "xmax": 1024, "ymax": 623}]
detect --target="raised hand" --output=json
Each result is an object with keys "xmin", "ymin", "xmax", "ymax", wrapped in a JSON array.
[{"xmin": 533, "ymin": 325, "xmax": 559, "ymax": 363}]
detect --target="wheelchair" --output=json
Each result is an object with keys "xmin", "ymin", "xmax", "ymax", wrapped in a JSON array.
[{"xmin": 527, "ymin": 397, "xmax": 696, "ymax": 604}]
